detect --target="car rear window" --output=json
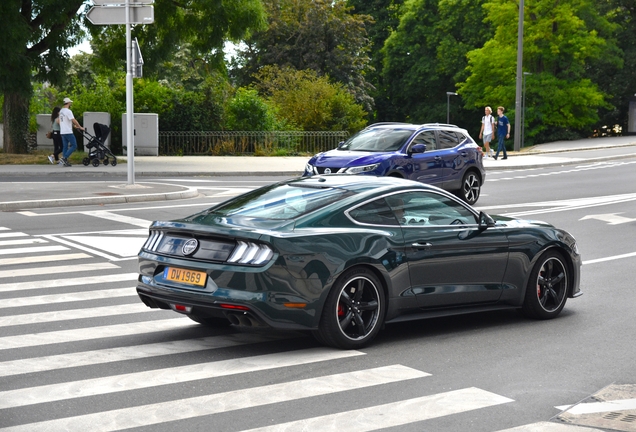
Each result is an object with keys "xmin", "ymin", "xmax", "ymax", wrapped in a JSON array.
[
  {"xmin": 339, "ymin": 128, "xmax": 414, "ymax": 152},
  {"xmin": 206, "ymin": 184, "xmax": 354, "ymax": 220}
]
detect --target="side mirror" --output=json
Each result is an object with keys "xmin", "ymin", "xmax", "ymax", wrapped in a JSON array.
[
  {"xmin": 408, "ymin": 143, "xmax": 426, "ymax": 155},
  {"xmin": 479, "ymin": 211, "xmax": 496, "ymax": 230},
  {"xmin": 337, "ymin": 141, "xmax": 345, "ymax": 149}
]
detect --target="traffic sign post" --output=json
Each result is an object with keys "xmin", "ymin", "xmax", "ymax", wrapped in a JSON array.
[{"xmin": 86, "ymin": 0, "xmax": 154, "ymax": 185}]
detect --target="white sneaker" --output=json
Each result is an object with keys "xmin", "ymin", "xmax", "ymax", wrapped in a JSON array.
[{"xmin": 47, "ymin": 155, "xmax": 54, "ymax": 164}]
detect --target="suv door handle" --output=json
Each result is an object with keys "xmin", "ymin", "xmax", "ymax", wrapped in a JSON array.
[{"xmin": 412, "ymin": 242, "xmax": 433, "ymax": 249}]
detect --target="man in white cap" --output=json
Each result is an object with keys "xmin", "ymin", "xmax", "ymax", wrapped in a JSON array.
[{"xmin": 58, "ymin": 97, "xmax": 85, "ymax": 166}]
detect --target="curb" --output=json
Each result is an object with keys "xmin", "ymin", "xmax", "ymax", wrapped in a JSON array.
[{"xmin": 0, "ymin": 186, "xmax": 199, "ymax": 212}]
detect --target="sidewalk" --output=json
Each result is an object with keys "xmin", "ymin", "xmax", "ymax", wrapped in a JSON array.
[{"xmin": 1, "ymin": 136, "xmax": 635, "ymax": 211}]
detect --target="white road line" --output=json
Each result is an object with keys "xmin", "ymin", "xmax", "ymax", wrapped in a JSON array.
[
  {"xmin": 583, "ymin": 251, "xmax": 636, "ymax": 265},
  {"xmin": 0, "ymin": 252, "xmax": 91, "ymax": 267},
  {"xmin": 0, "ymin": 262, "xmax": 119, "ymax": 279},
  {"xmin": 0, "ymin": 302, "xmax": 154, "ymax": 327},
  {"xmin": 0, "ymin": 238, "xmax": 48, "ymax": 247},
  {"xmin": 0, "ymin": 347, "xmax": 366, "ymax": 409},
  {"xmin": 40, "ymin": 235, "xmax": 123, "ymax": 261},
  {"xmin": 555, "ymin": 398, "xmax": 636, "ymax": 415},
  {"xmin": 0, "ymin": 287, "xmax": 136, "ymax": 308},
  {"xmin": 0, "ymin": 333, "xmax": 292, "ymax": 377},
  {"xmin": 0, "ymin": 227, "xmax": 9, "ymax": 230},
  {"xmin": 495, "ymin": 421, "xmax": 604, "ymax": 431},
  {"xmin": 0, "ymin": 318, "xmax": 192, "ymax": 351},
  {"xmin": 0, "ymin": 365, "xmax": 424, "ymax": 432},
  {"xmin": 0, "ymin": 232, "xmax": 27, "ymax": 238},
  {"xmin": 81, "ymin": 210, "xmax": 152, "ymax": 228},
  {"xmin": 242, "ymin": 387, "xmax": 513, "ymax": 432},
  {"xmin": 0, "ymin": 245, "xmax": 69, "ymax": 256},
  {"xmin": 0, "ymin": 272, "xmax": 137, "ymax": 293}
]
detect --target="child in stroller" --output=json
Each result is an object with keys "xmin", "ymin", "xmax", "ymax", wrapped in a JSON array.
[{"xmin": 81, "ymin": 123, "xmax": 118, "ymax": 167}]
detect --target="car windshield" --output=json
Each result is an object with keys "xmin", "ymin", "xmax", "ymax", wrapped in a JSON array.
[
  {"xmin": 339, "ymin": 128, "xmax": 414, "ymax": 152},
  {"xmin": 206, "ymin": 183, "xmax": 354, "ymax": 220}
]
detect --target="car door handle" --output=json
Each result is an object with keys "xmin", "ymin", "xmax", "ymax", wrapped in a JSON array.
[{"xmin": 412, "ymin": 242, "xmax": 433, "ymax": 249}]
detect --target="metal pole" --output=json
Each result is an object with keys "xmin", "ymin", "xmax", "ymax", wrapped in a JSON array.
[
  {"xmin": 522, "ymin": 72, "xmax": 531, "ymax": 148},
  {"xmin": 125, "ymin": 0, "xmax": 135, "ymax": 185},
  {"xmin": 513, "ymin": 0, "xmax": 524, "ymax": 152},
  {"xmin": 446, "ymin": 92, "xmax": 457, "ymax": 124}
]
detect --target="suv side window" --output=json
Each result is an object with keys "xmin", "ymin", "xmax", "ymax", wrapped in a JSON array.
[
  {"xmin": 409, "ymin": 130, "xmax": 437, "ymax": 151},
  {"xmin": 437, "ymin": 130, "xmax": 460, "ymax": 149}
]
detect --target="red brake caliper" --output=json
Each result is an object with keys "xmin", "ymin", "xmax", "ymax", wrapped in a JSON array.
[{"xmin": 337, "ymin": 303, "xmax": 345, "ymax": 317}]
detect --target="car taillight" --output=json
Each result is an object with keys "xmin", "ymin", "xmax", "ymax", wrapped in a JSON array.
[
  {"xmin": 227, "ymin": 241, "xmax": 274, "ymax": 265},
  {"xmin": 143, "ymin": 230, "xmax": 164, "ymax": 251}
]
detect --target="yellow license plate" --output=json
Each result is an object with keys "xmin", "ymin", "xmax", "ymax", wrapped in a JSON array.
[{"xmin": 163, "ymin": 267, "xmax": 207, "ymax": 287}]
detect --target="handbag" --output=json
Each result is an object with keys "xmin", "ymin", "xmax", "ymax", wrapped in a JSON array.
[{"xmin": 46, "ymin": 131, "xmax": 52, "ymax": 139}]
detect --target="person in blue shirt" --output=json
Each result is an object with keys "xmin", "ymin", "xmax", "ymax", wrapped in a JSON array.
[{"xmin": 494, "ymin": 106, "xmax": 510, "ymax": 160}]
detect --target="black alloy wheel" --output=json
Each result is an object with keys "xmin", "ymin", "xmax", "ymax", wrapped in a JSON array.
[
  {"xmin": 316, "ymin": 268, "xmax": 385, "ymax": 349},
  {"xmin": 458, "ymin": 170, "xmax": 481, "ymax": 205},
  {"xmin": 522, "ymin": 250, "xmax": 569, "ymax": 319}
]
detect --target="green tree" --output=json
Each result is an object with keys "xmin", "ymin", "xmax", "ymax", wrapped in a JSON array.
[
  {"xmin": 236, "ymin": 0, "xmax": 375, "ymax": 113},
  {"xmin": 1, "ymin": 0, "xmax": 85, "ymax": 153},
  {"xmin": 87, "ymin": 0, "xmax": 266, "ymax": 80},
  {"xmin": 226, "ymin": 88, "xmax": 288, "ymax": 131},
  {"xmin": 346, "ymin": 0, "xmax": 405, "ymax": 119},
  {"xmin": 381, "ymin": 0, "xmax": 490, "ymax": 132},
  {"xmin": 254, "ymin": 66, "xmax": 367, "ymax": 133},
  {"xmin": 458, "ymin": 0, "xmax": 620, "ymax": 143}
]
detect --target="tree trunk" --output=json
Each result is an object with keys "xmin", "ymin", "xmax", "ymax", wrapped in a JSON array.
[{"xmin": 3, "ymin": 91, "xmax": 31, "ymax": 154}]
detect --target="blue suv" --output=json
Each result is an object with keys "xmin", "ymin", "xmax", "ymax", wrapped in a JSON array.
[{"xmin": 303, "ymin": 123, "xmax": 486, "ymax": 204}]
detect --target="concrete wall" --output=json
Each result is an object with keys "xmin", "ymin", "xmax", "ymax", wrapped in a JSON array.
[{"xmin": 36, "ymin": 114, "xmax": 54, "ymax": 152}]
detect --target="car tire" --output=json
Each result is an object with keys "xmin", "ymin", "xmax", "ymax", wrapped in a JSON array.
[
  {"xmin": 457, "ymin": 170, "xmax": 481, "ymax": 205},
  {"xmin": 317, "ymin": 267, "xmax": 385, "ymax": 349},
  {"xmin": 521, "ymin": 250, "xmax": 569, "ymax": 319},
  {"xmin": 188, "ymin": 314, "xmax": 231, "ymax": 327}
]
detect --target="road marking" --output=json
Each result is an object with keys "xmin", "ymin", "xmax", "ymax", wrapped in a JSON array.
[
  {"xmin": 0, "ymin": 262, "xmax": 119, "ymax": 279},
  {"xmin": 0, "ymin": 252, "xmax": 91, "ymax": 267},
  {"xmin": 0, "ymin": 365, "xmax": 424, "ymax": 432},
  {"xmin": 0, "ymin": 245, "xmax": 68, "ymax": 256},
  {"xmin": 583, "ymin": 251, "xmax": 636, "ymax": 265},
  {"xmin": 495, "ymin": 421, "xmax": 604, "ymax": 431},
  {"xmin": 39, "ymin": 234, "xmax": 127, "ymax": 261},
  {"xmin": 0, "ymin": 318, "xmax": 192, "ymax": 350},
  {"xmin": 0, "ymin": 302, "xmax": 154, "ymax": 327},
  {"xmin": 580, "ymin": 213, "xmax": 636, "ymax": 225},
  {"xmin": 0, "ymin": 238, "xmax": 48, "ymax": 247},
  {"xmin": 0, "ymin": 347, "xmax": 366, "ymax": 409},
  {"xmin": 0, "ymin": 333, "xmax": 293, "ymax": 377},
  {"xmin": 242, "ymin": 387, "xmax": 513, "ymax": 432},
  {"xmin": 0, "ymin": 287, "xmax": 136, "ymax": 308},
  {"xmin": 81, "ymin": 210, "xmax": 152, "ymax": 228},
  {"xmin": 0, "ymin": 231, "xmax": 28, "ymax": 238},
  {"xmin": 0, "ymin": 272, "xmax": 137, "ymax": 293},
  {"xmin": 555, "ymin": 398, "xmax": 636, "ymax": 415},
  {"xmin": 63, "ymin": 234, "xmax": 147, "ymax": 258}
]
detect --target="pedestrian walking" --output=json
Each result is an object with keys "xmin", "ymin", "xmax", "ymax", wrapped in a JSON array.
[
  {"xmin": 48, "ymin": 107, "xmax": 64, "ymax": 164},
  {"xmin": 59, "ymin": 97, "xmax": 85, "ymax": 167},
  {"xmin": 494, "ymin": 106, "xmax": 510, "ymax": 160},
  {"xmin": 478, "ymin": 106, "xmax": 495, "ymax": 158}
]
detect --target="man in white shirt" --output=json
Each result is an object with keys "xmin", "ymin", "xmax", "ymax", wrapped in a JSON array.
[
  {"xmin": 58, "ymin": 97, "xmax": 85, "ymax": 167},
  {"xmin": 478, "ymin": 106, "xmax": 495, "ymax": 158}
]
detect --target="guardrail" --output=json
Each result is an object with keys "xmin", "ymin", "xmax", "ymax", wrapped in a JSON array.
[{"xmin": 158, "ymin": 131, "xmax": 349, "ymax": 156}]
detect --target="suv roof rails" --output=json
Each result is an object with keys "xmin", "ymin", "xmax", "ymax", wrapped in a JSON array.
[
  {"xmin": 421, "ymin": 123, "xmax": 459, "ymax": 128},
  {"xmin": 364, "ymin": 122, "xmax": 412, "ymax": 129}
]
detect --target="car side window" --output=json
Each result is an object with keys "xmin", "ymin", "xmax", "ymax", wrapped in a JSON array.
[
  {"xmin": 409, "ymin": 130, "xmax": 437, "ymax": 151},
  {"xmin": 437, "ymin": 130, "xmax": 460, "ymax": 149},
  {"xmin": 348, "ymin": 198, "xmax": 399, "ymax": 226},
  {"xmin": 386, "ymin": 191, "xmax": 477, "ymax": 226}
]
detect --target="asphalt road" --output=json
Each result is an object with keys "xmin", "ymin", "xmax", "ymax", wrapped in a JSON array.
[{"xmin": 1, "ymin": 158, "xmax": 635, "ymax": 432}]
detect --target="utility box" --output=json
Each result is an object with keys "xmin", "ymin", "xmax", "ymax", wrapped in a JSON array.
[
  {"xmin": 84, "ymin": 112, "xmax": 111, "ymax": 149},
  {"xmin": 628, "ymin": 96, "xmax": 636, "ymax": 135},
  {"xmin": 36, "ymin": 114, "xmax": 53, "ymax": 151},
  {"xmin": 122, "ymin": 113, "xmax": 158, "ymax": 156}
]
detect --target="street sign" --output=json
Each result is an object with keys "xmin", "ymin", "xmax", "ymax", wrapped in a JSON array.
[
  {"xmin": 86, "ymin": 5, "xmax": 154, "ymax": 25},
  {"xmin": 132, "ymin": 38, "xmax": 143, "ymax": 78}
]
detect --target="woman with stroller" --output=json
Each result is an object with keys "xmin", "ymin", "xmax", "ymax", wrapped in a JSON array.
[{"xmin": 48, "ymin": 107, "xmax": 64, "ymax": 165}]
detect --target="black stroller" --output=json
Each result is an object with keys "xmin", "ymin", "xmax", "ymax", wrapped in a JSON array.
[{"xmin": 81, "ymin": 123, "xmax": 118, "ymax": 167}]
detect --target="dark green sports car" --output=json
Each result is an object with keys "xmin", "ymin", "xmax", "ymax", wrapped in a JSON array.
[{"xmin": 137, "ymin": 175, "xmax": 581, "ymax": 349}]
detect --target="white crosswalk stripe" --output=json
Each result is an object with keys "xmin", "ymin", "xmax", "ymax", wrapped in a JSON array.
[{"xmin": 0, "ymin": 226, "xmax": 529, "ymax": 432}]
